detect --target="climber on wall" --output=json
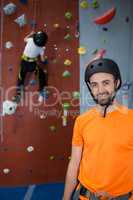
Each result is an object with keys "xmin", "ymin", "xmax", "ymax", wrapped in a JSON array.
[{"xmin": 13, "ymin": 30, "xmax": 48, "ymax": 103}]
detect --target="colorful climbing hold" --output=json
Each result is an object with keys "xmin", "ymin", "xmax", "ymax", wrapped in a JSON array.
[
  {"xmin": 40, "ymin": 114, "xmax": 46, "ymax": 119},
  {"xmin": 102, "ymin": 27, "xmax": 108, "ymax": 31},
  {"xmin": 53, "ymin": 23, "xmax": 60, "ymax": 28},
  {"xmin": 65, "ymin": 48, "xmax": 70, "ymax": 52},
  {"xmin": 52, "ymin": 59, "xmax": 58, "ymax": 64},
  {"xmin": 20, "ymin": 0, "xmax": 28, "ymax": 4},
  {"xmin": 54, "ymin": 47, "xmax": 58, "ymax": 51},
  {"xmin": 78, "ymin": 47, "xmax": 87, "ymax": 55},
  {"xmin": 8, "ymin": 66, "xmax": 13, "ymax": 71},
  {"xmin": 2, "ymin": 100, "xmax": 17, "ymax": 116},
  {"xmin": 14, "ymin": 14, "xmax": 27, "ymax": 27},
  {"xmin": 65, "ymin": 11, "xmax": 72, "ymax": 20},
  {"xmin": 64, "ymin": 59, "xmax": 72, "ymax": 66},
  {"xmin": 75, "ymin": 32, "xmax": 80, "ymax": 38},
  {"xmin": 29, "ymin": 20, "xmax": 37, "ymax": 29},
  {"xmin": 92, "ymin": 49, "xmax": 98, "ymax": 55},
  {"xmin": 5, "ymin": 41, "xmax": 13, "ymax": 49},
  {"xmin": 3, "ymin": 168, "xmax": 10, "ymax": 174},
  {"xmin": 62, "ymin": 70, "xmax": 71, "ymax": 77},
  {"xmin": 66, "ymin": 25, "xmax": 70, "ymax": 30},
  {"xmin": 49, "ymin": 156, "xmax": 55, "ymax": 160},
  {"xmin": 27, "ymin": 146, "xmax": 34, "ymax": 152},
  {"xmin": 63, "ymin": 102, "xmax": 70, "ymax": 110},
  {"xmin": 103, "ymin": 39, "xmax": 107, "ymax": 43},
  {"xmin": 72, "ymin": 91, "xmax": 80, "ymax": 99},
  {"xmin": 49, "ymin": 125, "xmax": 56, "ymax": 132},
  {"xmin": 91, "ymin": 0, "xmax": 99, "ymax": 9},
  {"xmin": 64, "ymin": 33, "xmax": 72, "ymax": 41},
  {"xmin": 80, "ymin": 1, "xmax": 89, "ymax": 9},
  {"xmin": 3, "ymin": 2, "xmax": 16, "ymax": 15},
  {"xmin": 29, "ymin": 79, "xmax": 37, "ymax": 86},
  {"xmin": 125, "ymin": 16, "xmax": 129, "ymax": 23},
  {"xmin": 94, "ymin": 7, "xmax": 116, "ymax": 25}
]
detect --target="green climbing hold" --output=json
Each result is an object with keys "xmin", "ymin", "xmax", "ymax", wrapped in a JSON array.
[
  {"xmin": 92, "ymin": 0, "xmax": 99, "ymax": 9},
  {"xmin": 64, "ymin": 33, "xmax": 72, "ymax": 41},
  {"xmin": 92, "ymin": 49, "xmax": 98, "ymax": 54},
  {"xmin": 63, "ymin": 102, "xmax": 70, "ymax": 110},
  {"xmin": 80, "ymin": 1, "xmax": 89, "ymax": 9},
  {"xmin": 72, "ymin": 91, "xmax": 80, "ymax": 99},
  {"xmin": 62, "ymin": 70, "xmax": 71, "ymax": 77},
  {"xmin": 65, "ymin": 11, "xmax": 72, "ymax": 20}
]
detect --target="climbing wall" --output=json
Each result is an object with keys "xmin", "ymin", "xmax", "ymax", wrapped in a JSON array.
[
  {"xmin": 79, "ymin": 0, "xmax": 133, "ymax": 112},
  {"xmin": 0, "ymin": 0, "xmax": 79, "ymax": 185}
]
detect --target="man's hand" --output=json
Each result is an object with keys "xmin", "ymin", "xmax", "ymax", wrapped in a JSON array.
[
  {"xmin": 30, "ymin": 30, "xmax": 35, "ymax": 35},
  {"xmin": 24, "ymin": 30, "xmax": 35, "ymax": 42}
]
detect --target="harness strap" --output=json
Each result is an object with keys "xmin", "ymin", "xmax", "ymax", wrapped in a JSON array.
[
  {"xmin": 21, "ymin": 54, "xmax": 37, "ymax": 62},
  {"xmin": 72, "ymin": 184, "xmax": 132, "ymax": 200}
]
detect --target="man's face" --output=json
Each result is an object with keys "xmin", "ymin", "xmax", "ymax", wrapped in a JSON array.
[{"xmin": 88, "ymin": 72, "xmax": 119, "ymax": 106}]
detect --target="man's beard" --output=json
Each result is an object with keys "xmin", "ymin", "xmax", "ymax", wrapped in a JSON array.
[{"xmin": 93, "ymin": 92, "xmax": 115, "ymax": 106}]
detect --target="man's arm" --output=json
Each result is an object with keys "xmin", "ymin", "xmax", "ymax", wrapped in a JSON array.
[
  {"xmin": 24, "ymin": 30, "xmax": 35, "ymax": 43},
  {"xmin": 40, "ymin": 53, "xmax": 47, "ymax": 62},
  {"xmin": 62, "ymin": 145, "xmax": 83, "ymax": 200}
]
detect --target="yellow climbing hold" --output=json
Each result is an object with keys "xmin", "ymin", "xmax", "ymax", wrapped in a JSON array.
[
  {"xmin": 80, "ymin": 0, "xmax": 89, "ymax": 9},
  {"xmin": 49, "ymin": 156, "xmax": 55, "ymax": 160},
  {"xmin": 78, "ymin": 47, "xmax": 87, "ymax": 55},
  {"xmin": 64, "ymin": 59, "xmax": 72, "ymax": 66},
  {"xmin": 49, "ymin": 125, "xmax": 56, "ymax": 132}
]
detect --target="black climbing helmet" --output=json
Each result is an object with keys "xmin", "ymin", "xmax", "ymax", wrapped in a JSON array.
[
  {"xmin": 85, "ymin": 58, "xmax": 122, "ymax": 90},
  {"xmin": 33, "ymin": 31, "xmax": 48, "ymax": 47}
]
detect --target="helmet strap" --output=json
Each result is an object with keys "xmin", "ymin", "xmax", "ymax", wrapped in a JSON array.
[{"xmin": 86, "ymin": 81, "xmax": 118, "ymax": 117}]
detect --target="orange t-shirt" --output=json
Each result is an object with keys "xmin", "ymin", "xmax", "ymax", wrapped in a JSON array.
[{"xmin": 72, "ymin": 105, "xmax": 133, "ymax": 196}]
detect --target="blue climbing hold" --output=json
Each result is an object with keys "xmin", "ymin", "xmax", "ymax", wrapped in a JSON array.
[
  {"xmin": 30, "ymin": 20, "xmax": 37, "ymax": 29},
  {"xmin": 29, "ymin": 79, "xmax": 37, "ymax": 86},
  {"xmin": 20, "ymin": 0, "xmax": 28, "ymax": 4}
]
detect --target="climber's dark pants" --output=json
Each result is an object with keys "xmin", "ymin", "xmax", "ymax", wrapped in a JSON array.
[{"xmin": 17, "ymin": 59, "xmax": 47, "ymax": 92}]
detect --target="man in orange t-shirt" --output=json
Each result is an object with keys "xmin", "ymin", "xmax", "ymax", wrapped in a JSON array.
[{"xmin": 62, "ymin": 58, "xmax": 133, "ymax": 200}]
